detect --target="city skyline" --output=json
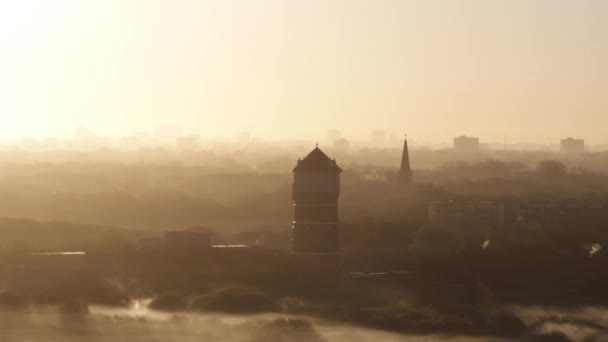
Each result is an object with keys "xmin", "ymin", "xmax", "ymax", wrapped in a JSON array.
[{"xmin": 0, "ymin": 125, "xmax": 596, "ymax": 151}]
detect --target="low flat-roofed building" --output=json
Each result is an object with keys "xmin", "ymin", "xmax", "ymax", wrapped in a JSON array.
[
  {"xmin": 27, "ymin": 251, "xmax": 87, "ymax": 272},
  {"xmin": 429, "ymin": 201, "xmax": 505, "ymax": 228},
  {"xmin": 210, "ymin": 244, "xmax": 283, "ymax": 259},
  {"xmin": 517, "ymin": 205, "xmax": 608, "ymax": 230},
  {"xmin": 560, "ymin": 137, "xmax": 585, "ymax": 154},
  {"xmin": 453, "ymin": 135, "xmax": 480, "ymax": 153}
]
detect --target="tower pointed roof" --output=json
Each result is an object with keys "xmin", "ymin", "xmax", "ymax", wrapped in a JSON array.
[
  {"xmin": 400, "ymin": 135, "xmax": 410, "ymax": 171},
  {"xmin": 399, "ymin": 135, "xmax": 412, "ymax": 184},
  {"xmin": 293, "ymin": 146, "xmax": 342, "ymax": 172}
]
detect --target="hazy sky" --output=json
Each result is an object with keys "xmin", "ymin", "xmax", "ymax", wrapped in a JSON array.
[{"xmin": 0, "ymin": 0, "xmax": 607, "ymax": 143}]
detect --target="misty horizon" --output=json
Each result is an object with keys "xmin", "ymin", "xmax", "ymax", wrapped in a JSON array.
[
  {"xmin": 3, "ymin": 2, "xmax": 608, "ymax": 341},
  {"xmin": 0, "ymin": 125, "xmax": 603, "ymax": 150}
]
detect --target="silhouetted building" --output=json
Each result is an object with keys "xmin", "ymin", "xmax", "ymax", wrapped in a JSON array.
[
  {"xmin": 453, "ymin": 135, "xmax": 480, "ymax": 153},
  {"xmin": 238, "ymin": 132, "xmax": 251, "ymax": 144},
  {"xmin": 333, "ymin": 138, "xmax": 349, "ymax": 151},
  {"xmin": 176, "ymin": 134, "xmax": 201, "ymax": 151},
  {"xmin": 398, "ymin": 135, "xmax": 412, "ymax": 186},
  {"xmin": 68, "ymin": 126, "xmax": 107, "ymax": 150},
  {"xmin": 517, "ymin": 205, "xmax": 608, "ymax": 232},
  {"xmin": 292, "ymin": 146, "xmax": 342, "ymax": 255},
  {"xmin": 27, "ymin": 252, "xmax": 87, "ymax": 273},
  {"xmin": 560, "ymin": 137, "xmax": 585, "ymax": 154},
  {"xmin": 429, "ymin": 201, "xmax": 505, "ymax": 228}
]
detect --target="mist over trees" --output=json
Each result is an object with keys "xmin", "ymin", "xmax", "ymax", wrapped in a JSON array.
[
  {"xmin": 0, "ymin": 145, "xmax": 606, "ymax": 230},
  {"xmin": 2, "ymin": 145, "xmax": 608, "ymax": 340}
]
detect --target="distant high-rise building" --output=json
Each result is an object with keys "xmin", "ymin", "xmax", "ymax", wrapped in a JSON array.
[
  {"xmin": 176, "ymin": 134, "xmax": 201, "ymax": 151},
  {"xmin": 238, "ymin": 132, "xmax": 251, "ymax": 144},
  {"xmin": 74, "ymin": 126, "xmax": 100, "ymax": 141},
  {"xmin": 292, "ymin": 146, "xmax": 342, "ymax": 255},
  {"xmin": 398, "ymin": 135, "xmax": 412, "ymax": 186},
  {"xmin": 453, "ymin": 135, "xmax": 480, "ymax": 153},
  {"xmin": 70, "ymin": 126, "xmax": 106, "ymax": 150},
  {"xmin": 560, "ymin": 137, "xmax": 585, "ymax": 154},
  {"xmin": 333, "ymin": 138, "xmax": 349, "ymax": 151},
  {"xmin": 371, "ymin": 130, "xmax": 387, "ymax": 147}
]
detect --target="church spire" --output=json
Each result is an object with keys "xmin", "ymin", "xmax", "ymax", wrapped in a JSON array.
[{"xmin": 399, "ymin": 134, "xmax": 412, "ymax": 186}]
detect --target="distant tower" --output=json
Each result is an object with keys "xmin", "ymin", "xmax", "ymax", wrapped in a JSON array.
[
  {"xmin": 560, "ymin": 137, "xmax": 585, "ymax": 154},
  {"xmin": 453, "ymin": 135, "xmax": 480, "ymax": 153},
  {"xmin": 292, "ymin": 146, "xmax": 342, "ymax": 255},
  {"xmin": 398, "ymin": 135, "xmax": 412, "ymax": 186}
]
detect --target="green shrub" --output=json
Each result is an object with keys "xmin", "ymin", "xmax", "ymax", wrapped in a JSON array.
[
  {"xmin": 149, "ymin": 292, "xmax": 187, "ymax": 311},
  {"xmin": 531, "ymin": 332, "xmax": 573, "ymax": 342},
  {"xmin": 249, "ymin": 317, "xmax": 325, "ymax": 342},
  {"xmin": 484, "ymin": 311, "xmax": 527, "ymax": 337},
  {"xmin": 189, "ymin": 286, "xmax": 278, "ymax": 314},
  {"xmin": 0, "ymin": 291, "xmax": 27, "ymax": 310},
  {"xmin": 28, "ymin": 272, "xmax": 130, "ymax": 306},
  {"xmin": 59, "ymin": 299, "xmax": 89, "ymax": 315},
  {"xmin": 347, "ymin": 304, "xmax": 474, "ymax": 334}
]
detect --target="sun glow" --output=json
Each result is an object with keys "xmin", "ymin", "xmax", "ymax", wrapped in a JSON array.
[{"xmin": 0, "ymin": 1, "xmax": 606, "ymax": 142}]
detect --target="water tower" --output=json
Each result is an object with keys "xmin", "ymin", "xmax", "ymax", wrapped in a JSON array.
[{"xmin": 292, "ymin": 146, "xmax": 342, "ymax": 255}]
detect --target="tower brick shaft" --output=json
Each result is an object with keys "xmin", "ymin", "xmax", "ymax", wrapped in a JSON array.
[{"xmin": 292, "ymin": 147, "xmax": 342, "ymax": 255}]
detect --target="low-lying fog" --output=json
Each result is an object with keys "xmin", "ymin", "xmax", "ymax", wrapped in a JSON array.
[
  {"xmin": 1, "ymin": 302, "xmax": 607, "ymax": 342},
  {"xmin": 0, "ymin": 304, "xmax": 431, "ymax": 342}
]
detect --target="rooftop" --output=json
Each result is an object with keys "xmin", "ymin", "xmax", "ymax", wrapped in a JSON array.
[
  {"xmin": 30, "ymin": 251, "xmax": 86, "ymax": 256},
  {"xmin": 293, "ymin": 146, "xmax": 342, "ymax": 172}
]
